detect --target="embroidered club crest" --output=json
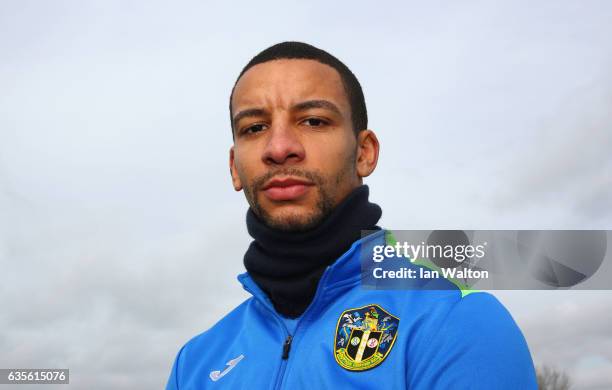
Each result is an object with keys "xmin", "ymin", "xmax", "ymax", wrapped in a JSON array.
[{"xmin": 334, "ymin": 304, "xmax": 400, "ymax": 371}]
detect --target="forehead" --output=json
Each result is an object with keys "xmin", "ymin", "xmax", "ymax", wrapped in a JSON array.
[{"xmin": 231, "ymin": 59, "xmax": 349, "ymax": 113}]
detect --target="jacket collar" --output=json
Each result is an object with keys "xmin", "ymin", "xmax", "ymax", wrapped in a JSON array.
[{"xmin": 237, "ymin": 229, "xmax": 388, "ymax": 312}]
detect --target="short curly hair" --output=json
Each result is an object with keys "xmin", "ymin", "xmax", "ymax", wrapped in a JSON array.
[{"xmin": 229, "ymin": 41, "xmax": 368, "ymax": 139}]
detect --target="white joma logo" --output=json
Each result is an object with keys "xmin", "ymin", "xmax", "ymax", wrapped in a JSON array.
[{"xmin": 209, "ymin": 354, "xmax": 245, "ymax": 382}]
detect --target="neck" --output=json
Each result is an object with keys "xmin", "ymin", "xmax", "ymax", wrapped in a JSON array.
[{"xmin": 243, "ymin": 185, "xmax": 382, "ymax": 318}]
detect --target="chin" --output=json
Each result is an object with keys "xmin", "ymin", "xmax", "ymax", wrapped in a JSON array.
[{"xmin": 265, "ymin": 207, "xmax": 324, "ymax": 232}]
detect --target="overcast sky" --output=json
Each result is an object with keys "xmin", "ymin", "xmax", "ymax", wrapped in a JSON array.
[{"xmin": 1, "ymin": 1, "xmax": 611, "ymax": 389}]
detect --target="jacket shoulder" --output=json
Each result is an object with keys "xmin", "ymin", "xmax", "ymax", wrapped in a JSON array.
[
  {"xmin": 407, "ymin": 291, "xmax": 537, "ymax": 389},
  {"xmin": 182, "ymin": 297, "xmax": 254, "ymax": 353},
  {"xmin": 166, "ymin": 297, "xmax": 255, "ymax": 389}
]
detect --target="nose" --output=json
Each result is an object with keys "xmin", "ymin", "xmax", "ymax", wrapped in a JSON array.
[{"xmin": 262, "ymin": 120, "xmax": 305, "ymax": 165}]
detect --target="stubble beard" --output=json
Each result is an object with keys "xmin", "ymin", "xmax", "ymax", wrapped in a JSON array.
[{"xmin": 243, "ymin": 156, "xmax": 357, "ymax": 233}]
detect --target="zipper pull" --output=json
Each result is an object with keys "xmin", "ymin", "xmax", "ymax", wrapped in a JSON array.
[{"xmin": 282, "ymin": 335, "xmax": 293, "ymax": 360}]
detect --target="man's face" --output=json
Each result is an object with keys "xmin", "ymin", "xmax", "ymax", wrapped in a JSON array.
[{"xmin": 229, "ymin": 59, "xmax": 363, "ymax": 231}]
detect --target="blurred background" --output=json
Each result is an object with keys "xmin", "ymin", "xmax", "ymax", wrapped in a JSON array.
[{"xmin": 1, "ymin": 1, "xmax": 611, "ymax": 389}]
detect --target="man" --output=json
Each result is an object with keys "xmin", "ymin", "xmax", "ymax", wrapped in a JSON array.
[{"xmin": 166, "ymin": 41, "xmax": 537, "ymax": 389}]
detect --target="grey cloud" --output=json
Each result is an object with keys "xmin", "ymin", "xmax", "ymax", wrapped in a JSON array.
[
  {"xmin": 489, "ymin": 83, "xmax": 612, "ymax": 224},
  {"xmin": 498, "ymin": 291, "xmax": 612, "ymax": 389}
]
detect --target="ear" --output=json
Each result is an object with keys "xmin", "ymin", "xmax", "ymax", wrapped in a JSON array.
[
  {"xmin": 355, "ymin": 129, "xmax": 379, "ymax": 178},
  {"xmin": 229, "ymin": 146, "xmax": 243, "ymax": 191}
]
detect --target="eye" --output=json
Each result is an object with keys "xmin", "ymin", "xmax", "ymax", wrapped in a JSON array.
[
  {"xmin": 242, "ymin": 124, "xmax": 267, "ymax": 135},
  {"xmin": 302, "ymin": 117, "xmax": 328, "ymax": 127}
]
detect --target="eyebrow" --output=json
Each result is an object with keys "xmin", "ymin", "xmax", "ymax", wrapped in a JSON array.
[
  {"xmin": 232, "ymin": 108, "xmax": 266, "ymax": 130},
  {"xmin": 232, "ymin": 99, "xmax": 343, "ymax": 129},
  {"xmin": 292, "ymin": 99, "xmax": 342, "ymax": 116}
]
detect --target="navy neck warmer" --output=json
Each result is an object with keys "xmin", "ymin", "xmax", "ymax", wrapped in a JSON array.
[{"xmin": 243, "ymin": 185, "xmax": 382, "ymax": 318}]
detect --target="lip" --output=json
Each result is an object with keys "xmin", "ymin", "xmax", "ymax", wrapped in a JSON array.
[{"xmin": 261, "ymin": 177, "xmax": 314, "ymax": 201}]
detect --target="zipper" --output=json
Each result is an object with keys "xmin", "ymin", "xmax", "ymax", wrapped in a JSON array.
[
  {"xmin": 240, "ymin": 265, "xmax": 335, "ymax": 390},
  {"xmin": 272, "ymin": 267, "xmax": 334, "ymax": 389},
  {"xmin": 282, "ymin": 335, "xmax": 292, "ymax": 359},
  {"xmin": 273, "ymin": 334, "xmax": 291, "ymax": 390},
  {"xmin": 240, "ymin": 281, "xmax": 292, "ymax": 390}
]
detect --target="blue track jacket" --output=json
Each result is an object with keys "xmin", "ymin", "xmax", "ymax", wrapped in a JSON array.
[{"xmin": 166, "ymin": 229, "xmax": 537, "ymax": 389}]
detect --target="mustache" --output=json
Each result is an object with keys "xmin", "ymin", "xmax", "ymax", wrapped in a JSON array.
[{"xmin": 251, "ymin": 168, "xmax": 325, "ymax": 192}]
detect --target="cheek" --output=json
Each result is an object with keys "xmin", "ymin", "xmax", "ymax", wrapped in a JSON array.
[
  {"xmin": 233, "ymin": 145, "xmax": 258, "ymax": 176},
  {"xmin": 307, "ymin": 136, "xmax": 355, "ymax": 168},
  {"xmin": 235, "ymin": 159, "xmax": 252, "ymax": 185}
]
